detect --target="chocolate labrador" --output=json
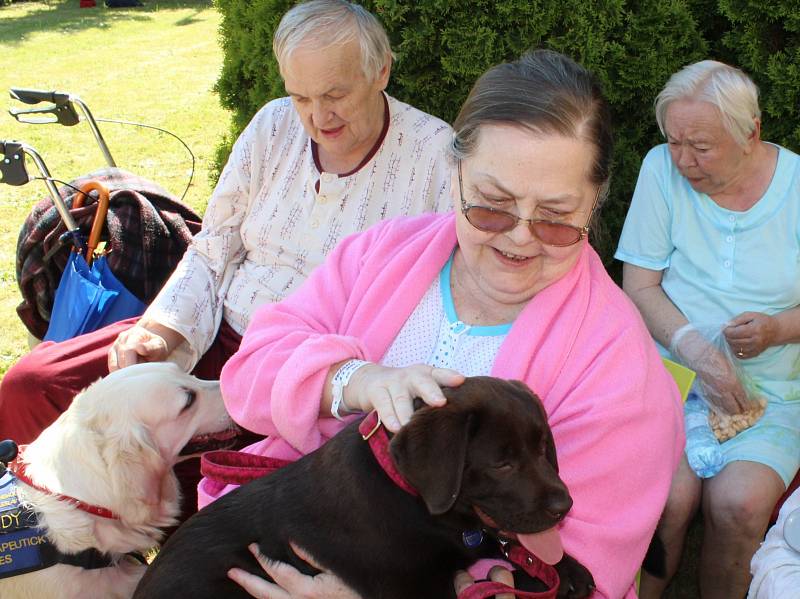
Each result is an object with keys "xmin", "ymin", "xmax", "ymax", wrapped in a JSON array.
[{"xmin": 133, "ymin": 376, "xmax": 594, "ymax": 599}]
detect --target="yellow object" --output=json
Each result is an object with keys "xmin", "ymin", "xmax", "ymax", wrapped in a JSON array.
[
  {"xmin": 636, "ymin": 358, "xmax": 697, "ymax": 592},
  {"xmin": 661, "ymin": 357, "xmax": 696, "ymax": 402}
]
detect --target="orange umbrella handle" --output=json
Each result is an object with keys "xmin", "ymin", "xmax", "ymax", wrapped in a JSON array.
[{"xmin": 73, "ymin": 181, "xmax": 110, "ymax": 265}]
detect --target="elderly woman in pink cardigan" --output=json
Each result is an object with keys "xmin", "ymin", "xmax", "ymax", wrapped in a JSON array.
[{"xmin": 209, "ymin": 49, "xmax": 684, "ymax": 599}]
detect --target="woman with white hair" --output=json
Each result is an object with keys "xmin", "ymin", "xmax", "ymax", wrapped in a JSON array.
[
  {"xmin": 616, "ymin": 60, "xmax": 800, "ymax": 598},
  {"xmin": 0, "ymin": 0, "xmax": 452, "ymax": 519}
]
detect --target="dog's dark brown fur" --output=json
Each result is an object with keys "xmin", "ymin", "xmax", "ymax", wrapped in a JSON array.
[{"xmin": 134, "ymin": 377, "xmax": 594, "ymax": 599}]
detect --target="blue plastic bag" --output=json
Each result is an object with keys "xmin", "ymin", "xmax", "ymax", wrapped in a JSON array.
[{"xmin": 44, "ymin": 252, "xmax": 146, "ymax": 342}]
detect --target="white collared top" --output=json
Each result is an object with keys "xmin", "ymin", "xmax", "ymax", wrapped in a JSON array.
[{"xmin": 146, "ymin": 94, "xmax": 453, "ymax": 369}]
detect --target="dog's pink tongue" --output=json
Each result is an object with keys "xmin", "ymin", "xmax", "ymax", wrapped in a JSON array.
[{"xmin": 517, "ymin": 527, "xmax": 564, "ymax": 565}]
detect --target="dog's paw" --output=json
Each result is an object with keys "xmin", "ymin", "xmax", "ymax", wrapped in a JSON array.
[{"xmin": 555, "ymin": 553, "xmax": 595, "ymax": 598}]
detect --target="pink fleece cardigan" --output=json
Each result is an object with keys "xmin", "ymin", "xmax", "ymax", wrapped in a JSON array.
[{"xmin": 205, "ymin": 213, "xmax": 684, "ymax": 599}]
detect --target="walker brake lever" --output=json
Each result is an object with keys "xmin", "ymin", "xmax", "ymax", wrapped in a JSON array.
[
  {"xmin": 0, "ymin": 141, "xmax": 32, "ymax": 186},
  {"xmin": 9, "ymin": 88, "xmax": 80, "ymax": 126},
  {"xmin": 0, "ymin": 140, "xmax": 82, "ymax": 242}
]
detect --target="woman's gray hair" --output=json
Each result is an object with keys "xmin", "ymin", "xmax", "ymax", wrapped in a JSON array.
[
  {"xmin": 655, "ymin": 60, "xmax": 761, "ymax": 147},
  {"xmin": 451, "ymin": 49, "xmax": 614, "ymax": 189},
  {"xmin": 273, "ymin": 0, "xmax": 393, "ymax": 81}
]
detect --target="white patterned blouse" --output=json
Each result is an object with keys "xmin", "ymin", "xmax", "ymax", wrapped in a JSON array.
[{"xmin": 145, "ymin": 93, "xmax": 453, "ymax": 369}]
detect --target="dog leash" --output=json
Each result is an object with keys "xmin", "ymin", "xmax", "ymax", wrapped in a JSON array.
[
  {"xmin": 200, "ymin": 450, "xmax": 291, "ymax": 486},
  {"xmin": 200, "ymin": 412, "xmax": 416, "ymax": 494},
  {"xmin": 457, "ymin": 544, "xmax": 560, "ymax": 599}
]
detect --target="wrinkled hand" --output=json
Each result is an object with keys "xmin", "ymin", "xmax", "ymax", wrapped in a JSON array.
[
  {"xmin": 228, "ymin": 543, "xmax": 363, "ymax": 599},
  {"xmin": 672, "ymin": 327, "xmax": 747, "ymax": 414},
  {"xmin": 724, "ymin": 312, "xmax": 778, "ymax": 359},
  {"xmin": 344, "ymin": 363, "xmax": 465, "ymax": 432},
  {"xmin": 454, "ymin": 566, "xmax": 516, "ymax": 599},
  {"xmin": 107, "ymin": 324, "xmax": 171, "ymax": 371}
]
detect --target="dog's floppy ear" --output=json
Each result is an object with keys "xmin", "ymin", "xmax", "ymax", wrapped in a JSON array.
[
  {"xmin": 390, "ymin": 407, "xmax": 473, "ymax": 515},
  {"xmin": 92, "ymin": 412, "xmax": 171, "ymax": 524}
]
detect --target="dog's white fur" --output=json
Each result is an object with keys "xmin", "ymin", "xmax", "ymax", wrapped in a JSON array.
[{"xmin": 1, "ymin": 362, "xmax": 232, "ymax": 599}]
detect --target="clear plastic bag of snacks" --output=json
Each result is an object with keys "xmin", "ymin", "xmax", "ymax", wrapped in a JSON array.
[{"xmin": 671, "ymin": 322, "xmax": 766, "ymax": 442}]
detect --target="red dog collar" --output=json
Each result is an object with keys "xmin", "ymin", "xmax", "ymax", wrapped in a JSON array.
[
  {"xmin": 9, "ymin": 447, "xmax": 119, "ymax": 520},
  {"xmin": 358, "ymin": 411, "xmax": 418, "ymax": 497}
]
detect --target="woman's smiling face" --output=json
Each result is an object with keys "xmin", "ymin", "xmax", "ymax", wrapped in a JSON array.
[{"xmin": 453, "ymin": 124, "xmax": 599, "ymax": 307}]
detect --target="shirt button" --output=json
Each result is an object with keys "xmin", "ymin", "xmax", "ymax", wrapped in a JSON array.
[
  {"xmin": 726, "ymin": 235, "xmax": 733, "ymax": 242},
  {"xmin": 728, "ymin": 215, "xmax": 736, "ymax": 222},
  {"xmin": 310, "ymin": 218, "xmax": 320, "ymax": 229},
  {"xmin": 322, "ymin": 173, "xmax": 335, "ymax": 183},
  {"xmin": 724, "ymin": 260, "xmax": 731, "ymax": 268},
  {"xmin": 318, "ymin": 194, "xmax": 327, "ymax": 203}
]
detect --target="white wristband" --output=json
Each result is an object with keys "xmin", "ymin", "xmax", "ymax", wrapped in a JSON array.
[{"xmin": 330, "ymin": 359, "xmax": 369, "ymax": 421}]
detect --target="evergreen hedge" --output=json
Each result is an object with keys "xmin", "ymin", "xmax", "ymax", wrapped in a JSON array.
[{"xmin": 212, "ymin": 0, "xmax": 799, "ymax": 277}]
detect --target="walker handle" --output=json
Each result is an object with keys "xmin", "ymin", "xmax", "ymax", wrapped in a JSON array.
[{"xmin": 10, "ymin": 88, "xmax": 70, "ymax": 106}]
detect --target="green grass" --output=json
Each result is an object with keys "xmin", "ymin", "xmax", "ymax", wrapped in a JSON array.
[{"xmin": 0, "ymin": 0, "xmax": 230, "ymax": 377}]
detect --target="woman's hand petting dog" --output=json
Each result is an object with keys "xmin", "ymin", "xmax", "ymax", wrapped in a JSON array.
[
  {"xmin": 108, "ymin": 320, "xmax": 186, "ymax": 371},
  {"xmin": 229, "ymin": 543, "xmax": 517, "ymax": 599},
  {"xmin": 344, "ymin": 363, "xmax": 464, "ymax": 431}
]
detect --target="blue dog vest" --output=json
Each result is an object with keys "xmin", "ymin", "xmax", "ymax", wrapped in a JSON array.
[{"xmin": 0, "ymin": 470, "xmax": 115, "ymax": 579}]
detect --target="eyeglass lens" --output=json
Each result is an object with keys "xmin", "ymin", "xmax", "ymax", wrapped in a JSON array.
[
  {"xmin": 457, "ymin": 159, "xmax": 591, "ymax": 247},
  {"xmin": 464, "ymin": 206, "xmax": 584, "ymax": 247}
]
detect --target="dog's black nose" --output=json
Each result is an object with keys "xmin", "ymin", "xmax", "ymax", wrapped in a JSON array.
[
  {"xmin": 0, "ymin": 439, "xmax": 18, "ymax": 466},
  {"xmin": 544, "ymin": 494, "xmax": 572, "ymax": 521}
]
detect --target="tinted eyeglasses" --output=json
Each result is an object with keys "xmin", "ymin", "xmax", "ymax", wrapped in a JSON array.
[{"xmin": 458, "ymin": 160, "xmax": 600, "ymax": 247}]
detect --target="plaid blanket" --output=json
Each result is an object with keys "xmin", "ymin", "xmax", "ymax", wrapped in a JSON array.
[{"xmin": 16, "ymin": 168, "xmax": 202, "ymax": 340}]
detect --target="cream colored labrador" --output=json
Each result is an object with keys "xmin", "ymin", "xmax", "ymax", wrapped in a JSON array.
[{"xmin": 1, "ymin": 362, "xmax": 234, "ymax": 599}]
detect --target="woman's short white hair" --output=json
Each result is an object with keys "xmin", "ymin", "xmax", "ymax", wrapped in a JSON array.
[
  {"xmin": 273, "ymin": 0, "xmax": 393, "ymax": 82},
  {"xmin": 655, "ymin": 60, "xmax": 761, "ymax": 147}
]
